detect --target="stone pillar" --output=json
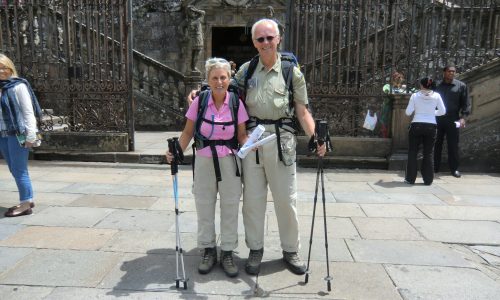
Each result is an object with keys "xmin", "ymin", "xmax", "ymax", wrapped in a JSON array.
[{"xmin": 388, "ymin": 93, "xmax": 411, "ymax": 170}]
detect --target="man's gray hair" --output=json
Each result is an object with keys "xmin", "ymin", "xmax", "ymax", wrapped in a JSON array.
[
  {"xmin": 251, "ymin": 18, "xmax": 280, "ymax": 39},
  {"xmin": 205, "ymin": 57, "xmax": 231, "ymax": 79}
]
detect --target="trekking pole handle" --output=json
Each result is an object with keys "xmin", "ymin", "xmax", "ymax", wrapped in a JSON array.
[
  {"xmin": 316, "ymin": 120, "xmax": 328, "ymax": 146},
  {"xmin": 168, "ymin": 137, "xmax": 180, "ymax": 175}
]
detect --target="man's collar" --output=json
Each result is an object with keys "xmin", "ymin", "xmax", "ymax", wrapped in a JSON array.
[{"xmin": 257, "ymin": 53, "xmax": 281, "ymax": 73}]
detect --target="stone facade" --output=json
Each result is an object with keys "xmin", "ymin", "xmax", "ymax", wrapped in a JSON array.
[{"xmin": 132, "ymin": 0, "xmax": 287, "ymax": 76}]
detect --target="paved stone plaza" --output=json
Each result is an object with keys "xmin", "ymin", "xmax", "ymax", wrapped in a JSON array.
[{"xmin": 0, "ymin": 160, "xmax": 499, "ymax": 299}]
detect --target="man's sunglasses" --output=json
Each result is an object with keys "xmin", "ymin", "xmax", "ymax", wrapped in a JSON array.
[{"xmin": 255, "ymin": 35, "xmax": 278, "ymax": 43}]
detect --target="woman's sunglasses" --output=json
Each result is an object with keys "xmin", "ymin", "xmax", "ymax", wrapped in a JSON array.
[{"xmin": 255, "ymin": 35, "xmax": 278, "ymax": 43}]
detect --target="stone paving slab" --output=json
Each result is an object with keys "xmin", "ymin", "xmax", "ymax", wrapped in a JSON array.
[
  {"xmin": 417, "ymin": 205, "xmax": 500, "ymax": 221},
  {"xmin": 43, "ymin": 287, "xmax": 224, "ymax": 300},
  {"xmin": 439, "ymin": 183, "xmax": 500, "ymax": 196},
  {"xmin": 0, "ymin": 226, "xmax": 117, "ymax": 250},
  {"xmin": 409, "ymin": 219, "xmax": 500, "ymax": 244},
  {"xmin": 0, "ymin": 179, "xmax": 72, "ymax": 193},
  {"xmin": 351, "ymin": 217, "xmax": 424, "ymax": 240},
  {"xmin": 470, "ymin": 246, "xmax": 500, "ymax": 266},
  {"xmin": 36, "ymin": 172, "xmax": 131, "ymax": 184},
  {"xmin": 94, "ymin": 209, "xmax": 174, "ymax": 231},
  {"xmin": 119, "ymin": 174, "xmax": 173, "ymax": 186},
  {"xmin": 68, "ymin": 194, "xmax": 159, "ymax": 210},
  {"xmin": 0, "ymin": 249, "xmax": 122, "ymax": 287},
  {"xmin": 0, "ymin": 191, "xmax": 81, "ymax": 207},
  {"xmin": 21, "ymin": 206, "xmax": 115, "ymax": 228},
  {"xmin": 333, "ymin": 191, "xmax": 445, "ymax": 205},
  {"xmin": 438, "ymin": 194, "xmax": 500, "ymax": 207},
  {"xmin": 360, "ymin": 204, "xmax": 427, "ymax": 218},
  {"xmin": 231, "ymin": 235, "xmax": 353, "ymax": 263},
  {"xmin": 297, "ymin": 202, "xmax": 367, "ymax": 217},
  {"xmin": 0, "ymin": 223, "xmax": 24, "ymax": 241},
  {"xmin": 0, "ymin": 285, "xmax": 54, "ymax": 300},
  {"xmin": 297, "ymin": 191, "xmax": 336, "ymax": 202},
  {"xmin": 0, "ymin": 247, "xmax": 33, "ymax": 275},
  {"xmin": 101, "ymin": 231, "xmax": 199, "ymax": 255},
  {"xmin": 268, "ymin": 216, "xmax": 360, "ymax": 239},
  {"xmin": 368, "ymin": 181, "xmax": 451, "ymax": 195},
  {"xmin": 386, "ymin": 264, "xmax": 500, "ymax": 300},
  {"xmin": 346, "ymin": 240, "xmax": 475, "ymax": 267},
  {"xmin": 148, "ymin": 196, "xmax": 198, "ymax": 212},
  {"xmin": 57, "ymin": 182, "xmax": 168, "ymax": 198}
]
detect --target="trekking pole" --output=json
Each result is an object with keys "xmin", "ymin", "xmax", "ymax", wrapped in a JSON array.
[
  {"xmin": 167, "ymin": 137, "xmax": 188, "ymax": 290},
  {"xmin": 304, "ymin": 120, "xmax": 333, "ymax": 292}
]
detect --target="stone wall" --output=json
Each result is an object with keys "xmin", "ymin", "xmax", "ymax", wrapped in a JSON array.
[{"xmin": 457, "ymin": 59, "xmax": 500, "ymax": 172}]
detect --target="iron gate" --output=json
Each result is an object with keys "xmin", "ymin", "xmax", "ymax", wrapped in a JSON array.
[
  {"xmin": 287, "ymin": 0, "xmax": 499, "ymax": 137},
  {"xmin": 0, "ymin": 0, "xmax": 134, "ymax": 147}
]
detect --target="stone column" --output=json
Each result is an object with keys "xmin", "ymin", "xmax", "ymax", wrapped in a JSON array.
[{"xmin": 388, "ymin": 93, "xmax": 411, "ymax": 170}]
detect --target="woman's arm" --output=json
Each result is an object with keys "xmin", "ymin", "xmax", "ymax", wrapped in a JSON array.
[{"xmin": 15, "ymin": 84, "xmax": 38, "ymax": 142}]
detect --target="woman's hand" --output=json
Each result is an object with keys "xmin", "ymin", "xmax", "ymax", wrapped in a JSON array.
[
  {"xmin": 24, "ymin": 141, "xmax": 35, "ymax": 148},
  {"xmin": 165, "ymin": 151, "xmax": 173, "ymax": 163}
]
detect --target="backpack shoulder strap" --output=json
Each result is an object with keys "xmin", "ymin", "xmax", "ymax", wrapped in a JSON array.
[
  {"xmin": 243, "ymin": 55, "xmax": 260, "ymax": 94},
  {"xmin": 228, "ymin": 90, "xmax": 240, "ymax": 141},
  {"xmin": 194, "ymin": 90, "xmax": 211, "ymax": 138},
  {"xmin": 280, "ymin": 54, "xmax": 296, "ymax": 111}
]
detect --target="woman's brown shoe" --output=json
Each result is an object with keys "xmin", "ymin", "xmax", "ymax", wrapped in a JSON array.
[
  {"xmin": 6, "ymin": 202, "xmax": 34, "ymax": 212},
  {"xmin": 4, "ymin": 203, "xmax": 33, "ymax": 217}
]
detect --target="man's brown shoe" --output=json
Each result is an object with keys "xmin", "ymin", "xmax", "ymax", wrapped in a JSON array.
[{"xmin": 4, "ymin": 203, "xmax": 33, "ymax": 217}]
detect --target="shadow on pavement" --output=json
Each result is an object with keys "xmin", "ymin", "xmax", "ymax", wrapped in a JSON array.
[{"xmin": 106, "ymin": 248, "xmax": 297, "ymax": 299}]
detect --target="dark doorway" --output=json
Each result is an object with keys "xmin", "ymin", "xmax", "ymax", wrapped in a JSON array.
[{"xmin": 212, "ymin": 27, "xmax": 256, "ymax": 70}]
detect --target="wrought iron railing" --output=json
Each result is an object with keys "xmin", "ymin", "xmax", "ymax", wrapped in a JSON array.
[
  {"xmin": 0, "ymin": 1, "xmax": 133, "ymax": 139},
  {"xmin": 288, "ymin": 0, "xmax": 499, "ymax": 137}
]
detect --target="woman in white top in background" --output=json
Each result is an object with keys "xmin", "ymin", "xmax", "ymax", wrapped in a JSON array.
[{"xmin": 405, "ymin": 77, "xmax": 446, "ymax": 185}]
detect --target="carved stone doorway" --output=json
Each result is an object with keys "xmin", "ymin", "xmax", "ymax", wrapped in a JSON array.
[{"xmin": 211, "ymin": 27, "xmax": 256, "ymax": 69}]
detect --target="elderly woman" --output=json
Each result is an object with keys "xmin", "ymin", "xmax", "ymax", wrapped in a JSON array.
[
  {"xmin": 166, "ymin": 57, "xmax": 248, "ymax": 277},
  {"xmin": 0, "ymin": 53, "xmax": 42, "ymax": 217},
  {"xmin": 405, "ymin": 77, "xmax": 446, "ymax": 185}
]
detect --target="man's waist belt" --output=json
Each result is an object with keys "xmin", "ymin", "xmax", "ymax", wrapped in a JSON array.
[{"xmin": 246, "ymin": 117, "xmax": 297, "ymax": 135}]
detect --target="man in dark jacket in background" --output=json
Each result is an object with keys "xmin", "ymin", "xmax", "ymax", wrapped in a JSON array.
[{"xmin": 434, "ymin": 64, "xmax": 471, "ymax": 178}]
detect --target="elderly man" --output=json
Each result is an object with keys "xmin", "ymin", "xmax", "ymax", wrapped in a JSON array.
[{"xmin": 233, "ymin": 18, "xmax": 326, "ymax": 275}]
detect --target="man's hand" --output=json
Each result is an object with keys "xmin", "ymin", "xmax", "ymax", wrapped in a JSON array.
[
  {"xmin": 308, "ymin": 135, "xmax": 327, "ymax": 157},
  {"xmin": 186, "ymin": 89, "xmax": 198, "ymax": 106},
  {"xmin": 317, "ymin": 142, "xmax": 327, "ymax": 157},
  {"xmin": 459, "ymin": 118, "xmax": 466, "ymax": 128}
]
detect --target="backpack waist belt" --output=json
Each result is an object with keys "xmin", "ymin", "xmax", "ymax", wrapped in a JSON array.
[
  {"xmin": 246, "ymin": 116, "xmax": 298, "ymax": 164},
  {"xmin": 193, "ymin": 138, "xmax": 240, "ymax": 182}
]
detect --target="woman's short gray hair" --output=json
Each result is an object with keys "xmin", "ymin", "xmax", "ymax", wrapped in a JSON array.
[
  {"xmin": 205, "ymin": 57, "xmax": 231, "ymax": 80},
  {"xmin": 251, "ymin": 18, "xmax": 280, "ymax": 39}
]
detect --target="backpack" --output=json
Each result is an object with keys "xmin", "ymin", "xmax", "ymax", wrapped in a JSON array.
[{"xmin": 192, "ymin": 84, "xmax": 241, "ymax": 182}]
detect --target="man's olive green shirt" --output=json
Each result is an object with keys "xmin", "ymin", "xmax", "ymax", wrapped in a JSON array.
[{"xmin": 233, "ymin": 53, "xmax": 308, "ymax": 120}]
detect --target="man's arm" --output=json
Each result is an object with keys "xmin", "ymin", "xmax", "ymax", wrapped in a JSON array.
[
  {"xmin": 295, "ymin": 103, "xmax": 315, "ymax": 137},
  {"xmin": 460, "ymin": 83, "xmax": 471, "ymax": 118}
]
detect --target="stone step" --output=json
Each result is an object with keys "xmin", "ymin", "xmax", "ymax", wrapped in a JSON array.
[{"xmin": 31, "ymin": 150, "xmax": 388, "ymax": 169}]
